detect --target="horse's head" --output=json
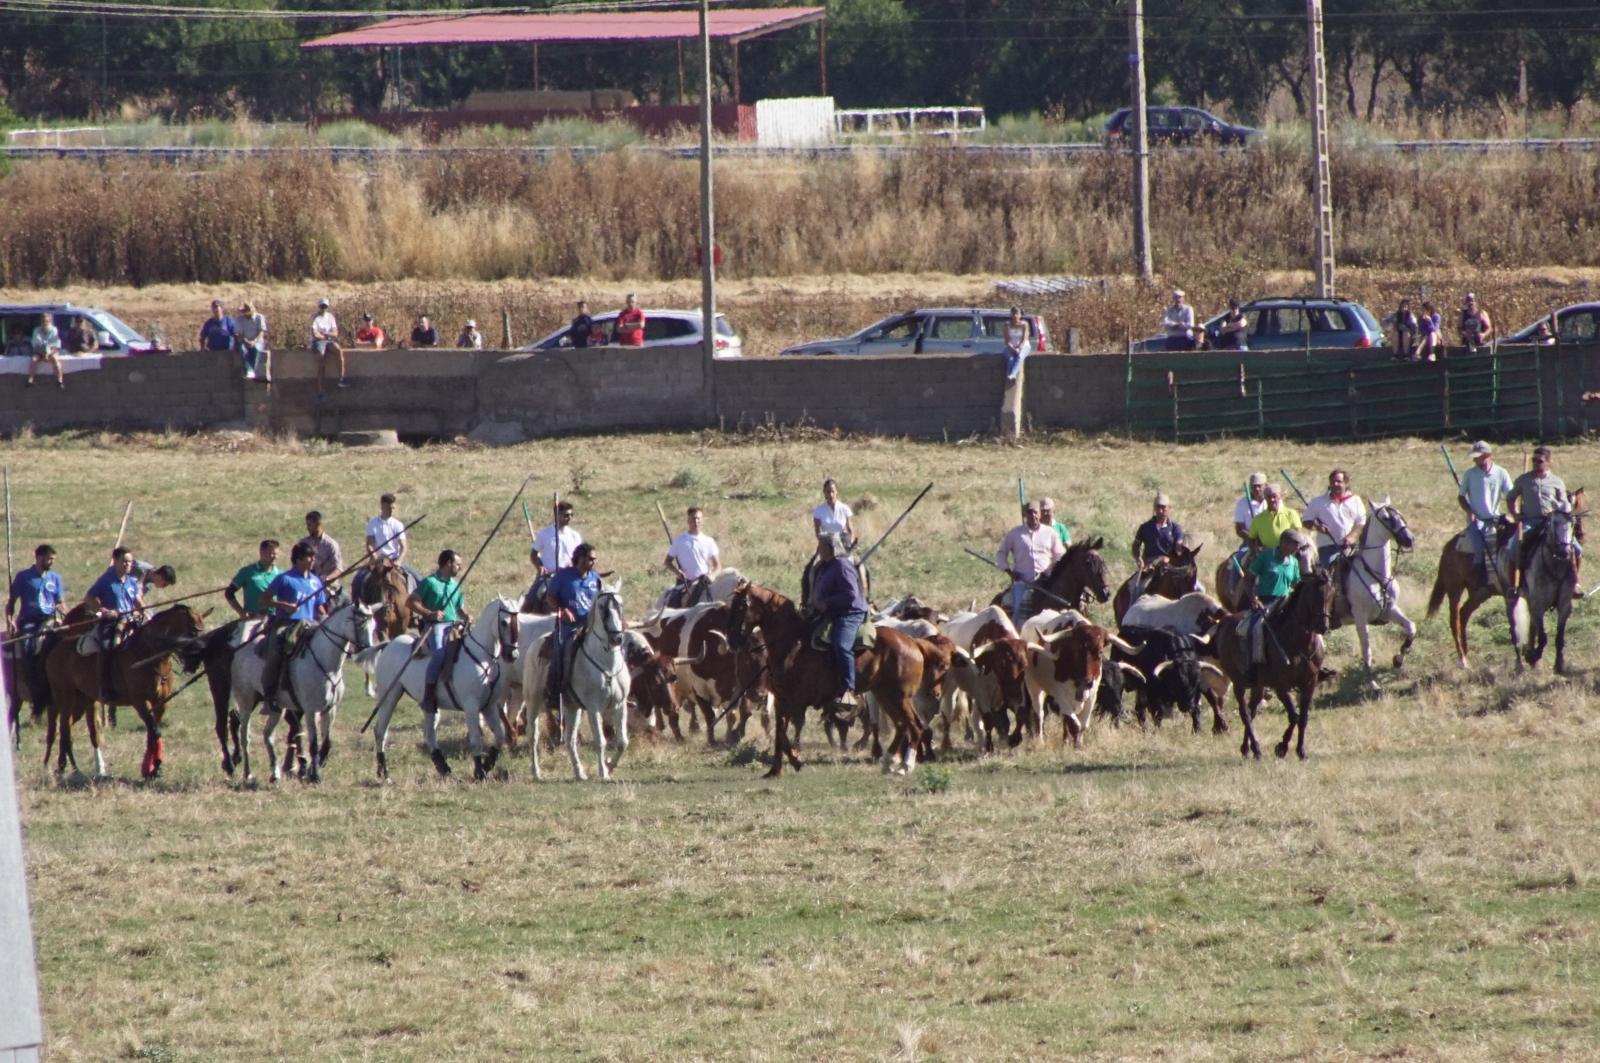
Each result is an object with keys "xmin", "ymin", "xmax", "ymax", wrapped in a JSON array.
[
  {"xmin": 1370, "ymin": 496, "xmax": 1415, "ymax": 551},
  {"xmin": 1062, "ymin": 537, "xmax": 1112, "ymax": 604},
  {"xmin": 1292, "ymin": 570, "xmax": 1334, "ymax": 635},
  {"xmin": 350, "ymin": 599, "xmax": 378, "ymax": 654},
  {"xmin": 152, "ymin": 603, "xmax": 207, "ymax": 639},
  {"xmin": 590, "ymin": 591, "xmax": 625, "ymax": 650},
  {"xmin": 1548, "ymin": 501, "xmax": 1578, "ymax": 562},
  {"xmin": 489, "ymin": 597, "xmax": 520, "ymax": 662}
]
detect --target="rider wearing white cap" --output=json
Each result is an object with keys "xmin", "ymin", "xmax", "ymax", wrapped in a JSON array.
[
  {"xmin": 1039, "ymin": 497, "xmax": 1071, "ymax": 548},
  {"xmin": 1457, "ymin": 440, "xmax": 1513, "ymax": 585}
]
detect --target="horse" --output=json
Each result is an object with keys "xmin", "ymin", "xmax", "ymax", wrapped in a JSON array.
[
  {"xmin": 1212, "ymin": 570, "xmax": 1334, "ymax": 761},
  {"xmin": 1427, "ymin": 522, "xmax": 1521, "ymax": 669},
  {"xmin": 1112, "ymin": 543, "xmax": 1203, "ymax": 625},
  {"xmin": 228, "ymin": 597, "xmax": 376, "ymax": 783},
  {"xmin": 521, "ymin": 586, "xmax": 630, "ymax": 781},
  {"xmin": 364, "ymin": 596, "xmax": 521, "ymax": 781},
  {"xmin": 1214, "ymin": 546, "xmax": 1257, "ymax": 613},
  {"xmin": 3, "ymin": 618, "xmax": 59, "ymax": 748},
  {"xmin": 649, "ymin": 567, "xmax": 746, "ymax": 613},
  {"xmin": 354, "ymin": 564, "xmax": 412, "ymax": 695},
  {"xmin": 1511, "ymin": 495, "xmax": 1584, "ymax": 675},
  {"xmin": 39, "ymin": 603, "xmax": 208, "ymax": 779},
  {"xmin": 1337, "ymin": 498, "xmax": 1419, "ymax": 672},
  {"xmin": 174, "ymin": 619, "xmax": 249, "ymax": 776},
  {"xmin": 728, "ymin": 580, "xmax": 924, "ymax": 777},
  {"xmin": 986, "ymin": 537, "xmax": 1114, "ymax": 620}
]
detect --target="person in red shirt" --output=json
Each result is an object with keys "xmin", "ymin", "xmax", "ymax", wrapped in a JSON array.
[
  {"xmin": 614, "ymin": 294, "xmax": 645, "ymax": 347},
  {"xmin": 354, "ymin": 312, "xmax": 387, "ymax": 349}
]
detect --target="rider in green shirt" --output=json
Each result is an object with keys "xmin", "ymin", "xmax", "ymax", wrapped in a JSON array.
[
  {"xmin": 407, "ymin": 550, "xmax": 467, "ymax": 713},
  {"xmin": 225, "ymin": 540, "xmax": 281, "ymax": 619},
  {"xmin": 1243, "ymin": 530, "xmax": 1305, "ymax": 607}
]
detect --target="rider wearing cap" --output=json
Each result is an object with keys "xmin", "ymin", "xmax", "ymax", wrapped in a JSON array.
[
  {"xmin": 1509, "ymin": 446, "xmax": 1582, "ymax": 598},
  {"xmin": 545, "ymin": 542, "xmax": 602, "ymax": 708},
  {"xmin": 408, "ymin": 550, "xmax": 468, "ymax": 714},
  {"xmin": 1457, "ymin": 440, "xmax": 1514, "ymax": 587},
  {"xmin": 998, "ymin": 501, "xmax": 1064, "ymax": 625},
  {"xmin": 1039, "ymin": 497, "xmax": 1071, "ymax": 548},
  {"xmin": 809, "ymin": 533, "xmax": 868, "ymax": 701},
  {"xmin": 1133, "ymin": 492, "xmax": 1185, "ymax": 567},
  {"xmin": 1302, "ymin": 469, "xmax": 1365, "ymax": 570},
  {"xmin": 260, "ymin": 542, "xmax": 330, "ymax": 716},
  {"xmin": 1242, "ymin": 528, "xmax": 1307, "ymax": 609}
]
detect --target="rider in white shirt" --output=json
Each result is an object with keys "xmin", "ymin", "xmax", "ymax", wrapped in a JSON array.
[
  {"xmin": 1301, "ymin": 469, "xmax": 1365, "ymax": 569},
  {"xmin": 357, "ymin": 492, "xmax": 416, "ymax": 599},
  {"xmin": 523, "ymin": 500, "xmax": 584, "ymax": 611},
  {"xmin": 665, "ymin": 506, "xmax": 721, "ymax": 606}
]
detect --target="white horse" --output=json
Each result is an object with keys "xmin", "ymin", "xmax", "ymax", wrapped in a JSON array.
[
  {"xmin": 522, "ymin": 585, "xmax": 630, "ymax": 781},
  {"xmin": 229, "ymin": 597, "xmax": 377, "ymax": 783},
  {"xmin": 649, "ymin": 567, "xmax": 745, "ymax": 613},
  {"xmin": 1511, "ymin": 498, "xmax": 1582, "ymax": 675},
  {"xmin": 364, "ymin": 596, "xmax": 521, "ymax": 781},
  {"xmin": 1336, "ymin": 497, "xmax": 1420, "ymax": 671}
]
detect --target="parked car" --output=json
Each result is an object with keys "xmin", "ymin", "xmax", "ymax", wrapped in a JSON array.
[
  {"xmin": 778, "ymin": 308, "xmax": 1051, "ymax": 357},
  {"xmin": 0, "ymin": 303, "xmax": 170, "ymax": 357},
  {"xmin": 1132, "ymin": 297, "xmax": 1384, "ymax": 354},
  {"xmin": 1103, "ymin": 107, "xmax": 1261, "ymax": 146},
  {"xmin": 1501, "ymin": 303, "xmax": 1600, "ymax": 346},
  {"xmin": 519, "ymin": 308, "xmax": 741, "ymax": 357}
]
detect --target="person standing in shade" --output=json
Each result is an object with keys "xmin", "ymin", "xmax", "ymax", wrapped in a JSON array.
[
  {"xmin": 615, "ymin": 294, "xmax": 646, "ymax": 347},
  {"xmin": 665, "ymin": 506, "xmax": 721, "ymax": 607},
  {"xmin": 408, "ymin": 550, "xmax": 467, "ymax": 714},
  {"xmin": 226, "ymin": 540, "xmax": 282, "ymax": 620},
  {"xmin": 809, "ymin": 533, "xmax": 867, "ymax": 701}
]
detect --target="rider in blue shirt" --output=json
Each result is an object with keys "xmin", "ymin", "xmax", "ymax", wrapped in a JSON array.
[
  {"xmin": 6, "ymin": 543, "xmax": 66, "ymax": 702},
  {"xmin": 543, "ymin": 543, "xmax": 602, "ymax": 708},
  {"xmin": 259, "ymin": 543, "xmax": 329, "ymax": 715},
  {"xmin": 809, "ymin": 533, "xmax": 867, "ymax": 699},
  {"xmin": 86, "ymin": 546, "xmax": 146, "ymax": 705}
]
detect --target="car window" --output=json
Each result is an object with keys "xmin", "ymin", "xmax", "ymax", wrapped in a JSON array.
[
  {"xmin": 644, "ymin": 317, "xmax": 696, "ymax": 341},
  {"xmin": 871, "ymin": 316, "xmax": 920, "ymax": 342},
  {"xmin": 1308, "ymin": 308, "xmax": 1350, "ymax": 332},
  {"xmin": 1148, "ymin": 109, "xmax": 1176, "ymax": 129},
  {"xmin": 714, "ymin": 315, "xmax": 735, "ymax": 337},
  {"xmin": 931, "ymin": 315, "xmax": 974, "ymax": 340},
  {"xmin": 1181, "ymin": 110, "xmax": 1206, "ymax": 131},
  {"xmin": 1559, "ymin": 311, "xmax": 1599, "ymax": 343},
  {"xmin": 980, "ymin": 314, "xmax": 1013, "ymax": 337}
]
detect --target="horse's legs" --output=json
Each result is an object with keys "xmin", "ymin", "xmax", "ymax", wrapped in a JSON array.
[
  {"xmin": 528, "ymin": 703, "xmax": 544, "ymax": 781},
  {"xmin": 85, "ymin": 697, "xmax": 106, "ymax": 778},
  {"xmin": 1355, "ymin": 620, "xmax": 1374, "ymax": 671},
  {"xmin": 564, "ymin": 704, "xmax": 587, "ymax": 781},
  {"xmin": 607, "ymin": 701, "xmax": 629, "ymax": 774},
  {"xmin": 1554, "ymin": 597, "xmax": 1572, "ymax": 675},
  {"xmin": 464, "ymin": 695, "xmax": 487, "ymax": 758},
  {"xmin": 421, "ymin": 708, "xmax": 451, "ymax": 778},
  {"xmin": 43, "ymin": 703, "xmax": 57, "ymax": 774},
  {"xmin": 130, "ymin": 701, "xmax": 161, "ymax": 780},
  {"xmin": 764, "ymin": 701, "xmax": 789, "ymax": 778},
  {"xmin": 1390, "ymin": 605, "xmax": 1417, "ymax": 670},
  {"xmin": 1449, "ymin": 592, "xmax": 1469, "ymax": 668},
  {"xmin": 260, "ymin": 708, "xmax": 282, "ymax": 783},
  {"xmin": 211, "ymin": 676, "xmax": 235, "ymax": 777},
  {"xmin": 1274, "ymin": 684, "xmax": 1299, "ymax": 759},
  {"xmin": 1236, "ymin": 683, "xmax": 1261, "ymax": 759},
  {"xmin": 301, "ymin": 709, "xmax": 322, "ymax": 783},
  {"xmin": 54, "ymin": 710, "xmax": 71, "ymax": 777}
]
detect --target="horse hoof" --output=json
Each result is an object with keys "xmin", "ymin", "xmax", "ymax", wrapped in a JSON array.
[
  {"xmin": 472, "ymin": 756, "xmax": 488, "ymax": 782},
  {"xmin": 376, "ymin": 753, "xmax": 389, "ymax": 781},
  {"xmin": 1297, "ymin": 749, "xmax": 1309, "ymax": 761},
  {"xmin": 430, "ymin": 750, "xmax": 452, "ymax": 778},
  {"xmin": 1275, "ymin": 742, "xmax": 1289, "ymax": 759},
  {"xmin": 482, "ymin": 747, "xmax": 500, "ymax": 774},
  {"xmin": 1392, "ymin": 655, "xmax": 1404, "ymax": 669}
]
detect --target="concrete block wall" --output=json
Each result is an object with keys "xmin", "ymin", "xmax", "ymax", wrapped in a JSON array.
[
  {"xmin": 262, "ymin": 347, "xmax": 488, "ymax": 438},
  {"xmin": 1021, "ymin": 354, "xmax": 1129, "ymax": 433},
  {"xmin": 714, "ymin": 353, "xmax": 1009, "ymax": 437},
  {"xmin": 0, "ymin": 350, "xmax": 243, "ymax": 435},
  {"xmin": 479, "ymin": 346, "xmax": 709, "ymax": 436}
]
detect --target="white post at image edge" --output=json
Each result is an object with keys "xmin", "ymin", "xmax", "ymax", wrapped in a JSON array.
[{"xmin": 0, "ymin": 679, "xmax": 44, "ymax": 1060}]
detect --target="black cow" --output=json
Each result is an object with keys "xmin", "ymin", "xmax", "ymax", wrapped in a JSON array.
[{"xmin": 1114, "ymin": 625, "xmax": 1227, "ymax": 734}]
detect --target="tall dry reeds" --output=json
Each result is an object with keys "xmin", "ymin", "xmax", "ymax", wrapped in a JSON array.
[{"xmin": 2, "ymin": 145, "xmax": 1599, "ymax": 288}]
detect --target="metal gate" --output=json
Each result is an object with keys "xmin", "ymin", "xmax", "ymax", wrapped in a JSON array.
[{"xmin": 1124, "ymin": 344, "xmax": 1588, "ymax": 442}]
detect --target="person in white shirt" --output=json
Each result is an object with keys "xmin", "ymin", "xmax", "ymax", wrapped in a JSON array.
[
  {"xmin": 996, "ymin": 501, "xmax": 1065, "ymax": 625},
  {"xmin": 523, "ymin": 500, "xmax": 584, "ymax": 612},
  {"xmin": 803, "ymin": 479, "xmax": 857, "ymax": 606},
  {"xmin": 455, "ymin": 319, "xmax": 485, "ymax": 349},
  {"xmin": 234, "ymin": 301, "xmax": 268, "ymax": 381},
  {"xmin": 309, "ymin": 297, "xmax": 347, "ymax": 394},
  {"xmin": 1301, "ymin": 469, "xmax": 1365, "ymax": 570},
  {"xmin": 665, "ymin": 506, "xmax": 721, "ymax": 607},
  {"xmin": 356, "ymin": 492, "xmax": 415, "ymax": 600},
  {"xmin": 1162, "ymin": 289, "xmax": 1198, "ymax": 352}
]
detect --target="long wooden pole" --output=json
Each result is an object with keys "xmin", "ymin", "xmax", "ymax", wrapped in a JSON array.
[
  {"xmin": 3, "ymin": 468, "xmax": 12, "ymax": 594},
  {"xmin": 1128, "ymin": 0, "xmax": 1152, "ymax": 281},
  {"xmin": 114, "ymin": 501, "xmax": 132, "ymax": 550}
]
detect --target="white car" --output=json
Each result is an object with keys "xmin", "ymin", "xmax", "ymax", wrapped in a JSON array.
[
  {"xmin": 520, "ymin": 309, "xmax": 741, "ymax": 357},
  {"xmin": 0, "ymin": 303, "xmax": 170, "ymax": 357}
]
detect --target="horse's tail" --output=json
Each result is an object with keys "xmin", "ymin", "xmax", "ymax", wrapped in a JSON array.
[
  {"xmin": 352, "ymin": 644, "xmax": 386, "ymax": 674},
  {"xmin": 1426, "ymin": 537, "xmax": 1458, "ymax": 619}
]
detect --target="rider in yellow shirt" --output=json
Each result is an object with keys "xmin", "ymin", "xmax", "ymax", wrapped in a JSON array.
[{"xmin": 1247, "ymin": 485, "xmax": 1302, "ymax": 548}]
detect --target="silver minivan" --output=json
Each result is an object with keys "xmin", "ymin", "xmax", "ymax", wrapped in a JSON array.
[{"xmin": 0, "ymin": 303, "xmax": 170, "ymax": 357}]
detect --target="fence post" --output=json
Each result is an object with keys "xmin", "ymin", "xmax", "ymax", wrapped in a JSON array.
[
  {"xmin": 1124, "ymin": 333, "xmax": 1134, "ymax": 436},
  {"xmin": 1347, "ymin": 368, "xmax": 1358, "ymax": 439},
  {"xmin": 1255, "ymin": 378, "xmax": 1265, "ymax": 438},
  {"xmin": 1441, "ymin": 359, "xmax": 1451, "ymax": 430},
  {"xmin": 1535, "ymin": 343, "xmax": 1546, "ymax": 437},
  {"xmin": 1490, "ymin": 345, "xmax": 1501, "ymax": 423},
  {"xmin": 1169, "ymin": 372, "xmax": 1180, "ymax": 442}
]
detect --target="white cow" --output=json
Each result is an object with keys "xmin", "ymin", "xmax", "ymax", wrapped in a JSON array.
[
  {"xmin": 1119, "ymin": 591, "xmax": 1227, "ymax": 637},
  {"xmin": 1019, "ymin": 608, "xmax": 1091, "ymax": 645},
  {"xmin": 938, "ymin": 605, "xmax": 1019, "ymax": 651}
]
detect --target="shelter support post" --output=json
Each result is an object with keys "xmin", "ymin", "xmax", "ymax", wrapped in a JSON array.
[{"xmin": 819, "ymin": 21, "xmax": 827, "ymax": 94}]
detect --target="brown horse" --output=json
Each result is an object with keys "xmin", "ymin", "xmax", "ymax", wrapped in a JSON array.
[
  {"xmin": 987, "ymin": 537, "xmax": 1115, "ymax": 619},
  {"xmin": 1112, "ymin": 543, "xmax": 1203, "ymax": 625},
  {"xmin": 1212, "ymin": 571, "xmax": 1333, "ymax": 761},
  {"xmin": 1426, "ymin": 526, "xmax": 1519, "ymax": 669},
  {"xmin": 40, "ymin": 603, "xmax": 208, "ymax": 779},
  {"xmin": 727, "ymin": 580, "xmax": 924, "ymax": 777},
  {"xmin": 1213, "ymin": 546, "xmax": 1258, "ymax": 612}
]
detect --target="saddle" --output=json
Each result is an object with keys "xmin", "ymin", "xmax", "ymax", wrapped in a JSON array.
[
  {"xmin": 810, "ymin": 618, "xmax": 876, "ymax": 654},
  {"xmin": 666, "ymin": 576, "xmax": 711, "ymax": 609},
  {"xmin": 77, "ymin": 618, "xmax": 134, "ymax": 657},
  {"xmin": 1231, "ymin": 600, "xmax": 1286, "ymax": 669}
]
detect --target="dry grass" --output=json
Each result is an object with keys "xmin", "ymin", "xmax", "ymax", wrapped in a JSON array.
[
  {"xmin": 10, "ymin": 431, "xmax": 1600, "ymax": 1060},
  {"xmin": 4, "ymin": 146, "xmax": 1600, "ymax": 292}
]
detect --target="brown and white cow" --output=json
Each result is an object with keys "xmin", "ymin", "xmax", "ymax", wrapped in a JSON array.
[
  {"xmin": 939, "ymin": 605, "xmax": 1019, "ymax": 653},
  {"xmin": 642, "ymin": 602, "xmax": 771, "ymax": 744},
  {"xmin": 1024, "ymin": 623, "xmax": 1142, "ymax": 749},
  {"xmin": 943, "ymin": 636, "xmax": 1031, "ymax": 753}
]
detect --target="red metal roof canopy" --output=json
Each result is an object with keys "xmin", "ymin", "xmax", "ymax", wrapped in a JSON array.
[{"xmin": 301, "ymin": 7, "xmax": 825, "ymax": 49}]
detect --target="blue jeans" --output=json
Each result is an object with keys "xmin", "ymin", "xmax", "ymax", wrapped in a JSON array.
[
  {"xmin": 238, "ymin": 341, "xmax": 263, "ymax": 376},
  {"xmin": 828, "ymin": 609, "xmax": 866, "ymax": 697},
  {"xmin": 1317, "ymin": 544, "xmax": 1341, "ymax": 569},
  {"xmin": 422, "ymin": 623, "xmax": 450, "ymax": 688},
  {"xmin": 1465, "ymin": 520, "xmax": 1491, "ymax": 567},
  {"xmin": 1004, "ymin": 344, "xmax": 1029, "ymax": 380},
  {"xmin": 1009, "ymin": 581, "xmax": 1030, "ymax": 627},
  {"xmin": 548, "ymin": 618, "xmax": 579, "ymax": 703}
]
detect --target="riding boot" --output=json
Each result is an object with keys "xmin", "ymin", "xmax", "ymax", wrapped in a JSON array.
[
  {"xmin": 98, "ymin": 648, "xmax": 116, "ymax": 705},
  {"xmin": 421, "ymin": 682, "xmax": 438, "ymax": 714}
]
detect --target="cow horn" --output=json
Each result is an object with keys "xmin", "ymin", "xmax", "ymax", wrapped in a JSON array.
[
  {"xmin": 198, "ymin": 607, "xmax": 214, "ymax": 621},
  {"xmin": 1198, "ymin": 661, "xmax": 1228, "ymax": 680},
  {"xmin": 1107, "ymin": 634, "xmax": 1143, "ymax": 654},
  {"xmin": 1151, "ymin": 659, "xmax": 1172, "ymax": 678},
  {"xmin": 703, "ymin": 628, "xmax": 730, "ymax": 652},
  {"xmin": 1115, "ymin": 661, "xmax": 1146, "ymax": 683}
]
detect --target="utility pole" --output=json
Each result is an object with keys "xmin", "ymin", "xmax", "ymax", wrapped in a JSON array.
[
  {"xmin": 1128, "ymin": 0, "xmax": 1152, "ymax": 281},
  {"xmin": 1306, "ymin": 0, "xmax": 1335, "ymax": 297},
  {"xmin": 697, "ymin": 0, "xmax": 719, "ymax": 417}
]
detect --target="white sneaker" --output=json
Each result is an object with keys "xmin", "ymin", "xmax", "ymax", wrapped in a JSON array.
[{"xmin": 243, "ymin": 369, "xmax": 257, "ymax": 381}]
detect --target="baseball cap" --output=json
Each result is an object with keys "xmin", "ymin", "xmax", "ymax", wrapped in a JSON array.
[
  {"xmin": 1470, "ymin": 440, "xmax": 1493, "ymax": 458},
  {"xmin": 318, "ymin": 297, "xmax": 330, "ymax": 307},
  {"xmin": 1154, "ymin": 492, "xmax": 1171, "ymax": 507},
  {"xmin": 1248, "ymin": 472, "xmax": 1267, "ymax": 486},
  {"xmin": 1039, "ymin": 496, "xmax": 1056, "ymax": 511},
  {"xmin": 465, "ymin": 319, "xmax": 476, "ymax": 328}
]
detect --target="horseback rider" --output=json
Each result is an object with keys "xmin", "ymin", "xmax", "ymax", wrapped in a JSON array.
[
  {"xmin": 545, "ymin": 542, "xmax": 602, "ymax": 709},
  {"xmin": 1242, "ymin": 528, "xmax": 1307, "ymax": 610},
  {"xmin": 808, "ymin": 532, "xmax": 868, "ymax": 702},
  {"xmin": 525, "ymin": 500, "xmax": 583, "ymax": 612},
  {"xmin": 1510, "ymin": 446, "xmax": 1583, "ymax": 599},
  {"xmin": 134, "ymin": 560, "xmax": 177, "ymax": 597},
  {"xmin": 1247, "ymin": 485, "xmax": 1301, "ymax": 551},
  {"xmin": 297, "ymin": 510, "xmax": 344, "ymax": 583},
  {"xmin": 1457, "ymin": 440, "xmax": 1513, "ymax": 590},
  {"xmin": 1228, "ymin": 472, "xmax": 1269, "ymax": 572},
  {"xmin": 226, "ymin": 540, "xmax": 282, "ymax": 620},
  {"xmin": 259, "ymin": 542, "xmax": 330, "ymax": 716},
  {"xmin": 801, "ymin": 479, "xmax": 856, "ymax": 606},
  {"xmin": 1302, "ymin": 470, "xmax": 1365, "ymax": 570},
  {"xmin": 355, "ymin": 492, "xmax": 415, "ymax": 602},
  {"xmin": 86, "ymin": 547, "xmax": 147, "ymax": 705},
  {"xmin": 408, "ymin": 549, "xmax": 468, "ymax": 715},
  {"xmin": 1039, "ymin": 497, "xmax": 1071, "ymax": 547},
  {"xmin": 664, "ymin": 506, "xmax": 721, "ymax": 607},
  {"xmin": 6, "ymin": 543, "xmax": 66, "ymax": 704},
  {"xmin": 998, "ymin": 500, "xmax": 1064, "ymax": 626}
]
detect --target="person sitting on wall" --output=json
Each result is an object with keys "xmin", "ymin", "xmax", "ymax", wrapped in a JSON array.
[
  {"xmin": 354, "ymin": 312, "xmax": 386, "ymax": 349},
  {"xmin": 455, "ymin": 319, "xmax": 484, "ymax": 349},
  {"xmin": 410, "ymin": 315, "xmax": 439, "ymax": 348}
]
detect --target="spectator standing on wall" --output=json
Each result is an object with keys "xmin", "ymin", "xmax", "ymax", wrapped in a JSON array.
[
  {"xmin": 1389, "ymin": 298, "xmax": 1418, "ymax": 360},
  {"xmin": 568, "ymin": 300, "xmax": 594, "ymax": 349},
  {"xmin": 199, "ymin": 300, "xmax": 235, "ymax": 353},
  {"xmin": 311, "ymin": 298, "xmax": 348, "ymax": 393},
  {"xmin": 27, "ymin": 312, "xmax": 64, "ymax": 389},
  {"xmin": 1162, "ymin": 289, "xmax": 1198, "ymax": 352},
  {"xmin": 455, "ymin": 319, "xmax": 484, "ymax": 349},
  {"xmin": 1459, "ymin": 292, "xmax": 1494, "ymax": 354},
  {"xmin": 233, "ymin": 301, "xmax": 268, "ymax": 381},
  {"xmin": 1215, "ymin": 298, "xmax": 1249, "ymax": 351},
  {"xmin": 66, "ymin": 316, "xmax": 98, "ymax": 354},
  {"xmin": 410, "ymin": 315, "xmax": 439, "ymax": 348},
  {"xmin": 354, "ymin": 312, "xmax": 386, "ymax": 349},
  {"xmin": 615, "ymin": 293, "xmax": 646, "ymax": 347}
]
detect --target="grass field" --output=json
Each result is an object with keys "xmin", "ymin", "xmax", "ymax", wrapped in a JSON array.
[{"xmin": 11, "ymin": 429, "xmax": 1600, "ymax": 1061}]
